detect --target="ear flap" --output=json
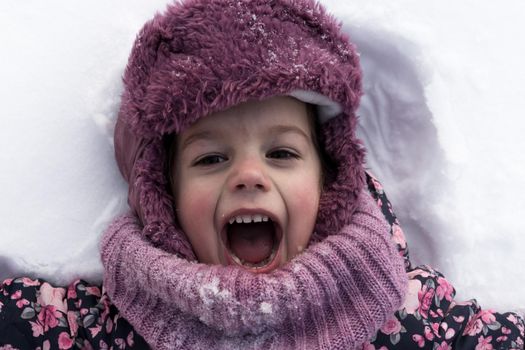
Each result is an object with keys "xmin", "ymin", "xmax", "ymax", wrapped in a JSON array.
[{"xmin": 313, "ymin": 113, "xmax": 366, "ymax": 240}]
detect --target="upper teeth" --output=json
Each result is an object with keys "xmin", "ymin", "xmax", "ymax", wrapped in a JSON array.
[{"xmin": 229, "ymin": 214, "xmax": 270, "ymax": 224}]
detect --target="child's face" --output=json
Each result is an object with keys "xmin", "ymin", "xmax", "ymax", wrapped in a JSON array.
[{"xmin": 172, "ymin": 96, "xmax": 322, "ymax": 273}]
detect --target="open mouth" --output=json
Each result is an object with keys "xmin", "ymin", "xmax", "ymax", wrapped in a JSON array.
[{"xmin": 221, "ymin": 213, "xmax": 282, "ymax": 271}]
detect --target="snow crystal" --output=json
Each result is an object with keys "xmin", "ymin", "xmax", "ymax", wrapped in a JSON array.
[
  {"xmin": 260, "ymin": 302, "xmax": 272, "ymax": 314},
  {"xmin": 198, "ymin": 278, "xmax": 231, "ymax": 306},
  {"xmin": 268, "ymin": 50, "xmax": 277, "ymax": 62}
]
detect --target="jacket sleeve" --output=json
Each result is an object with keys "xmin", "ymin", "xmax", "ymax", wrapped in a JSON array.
[
  {"xmin": 364, "ymin": 173, "xmax": 525, "ymax": 350},
  {"xmin": 362, "ymin": 265, "xmax": 525, "ymax": 349},
  {"xmin": 0, "ymin": 277, "xmax": 148, "ymax": 349}
]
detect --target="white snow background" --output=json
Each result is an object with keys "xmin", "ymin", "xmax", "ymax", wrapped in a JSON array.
[{"xmin": 1, "ymin": 1, "xmax": 524, "ymax": 315}]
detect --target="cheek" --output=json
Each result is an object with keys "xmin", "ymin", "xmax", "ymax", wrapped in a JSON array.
[
  {"xmin": 177, "ymin": 190, "xmax": 214, "ymax": 226},
  {"xmin": 293, "ymin": 187, "xmax": 320, "ymax": 228},
  {"xmin": 175, "ymin": 179, "xmax": 221, "ymax": 263},
  {"xmin": 174, "ymin": 171, "xmax": 217, "ymax": 224},
  {"xmin": 292, "ymin": 167, "xmax": 322, "ymax": 215},
  {"xmin": 284, "ymin": 171, "xmax": 321, "ymax": 254}
]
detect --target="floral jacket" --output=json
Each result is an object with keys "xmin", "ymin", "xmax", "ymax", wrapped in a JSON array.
[{"xmin": 1, "ymin": 174, "xmax": 524, "ymax": 350}]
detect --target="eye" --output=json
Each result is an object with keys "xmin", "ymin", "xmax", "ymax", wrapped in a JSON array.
[
  {"xmin": 267, "ymin": 149, "xmax": 299, "ymax": 160},
  {"xmin": 193, "ymin": 154, "xmax": 228, "ymax": 166}
]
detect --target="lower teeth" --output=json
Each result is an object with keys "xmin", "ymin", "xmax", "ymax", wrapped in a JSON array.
[{"xmin": 231, "ymin": 247, "xmax": 277, "ymax": 269}]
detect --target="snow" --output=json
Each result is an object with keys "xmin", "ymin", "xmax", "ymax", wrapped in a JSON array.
[
  {"xmin": 1, "ymin": 0, "xmax": 524, "ymax": 315},
  {"xmin": 198, "ymin": 278, "xmax": 232, "ymax": 307},
  {"xmin": 260, "ymin": 302, "xmax": 273, "ymax": 315}
]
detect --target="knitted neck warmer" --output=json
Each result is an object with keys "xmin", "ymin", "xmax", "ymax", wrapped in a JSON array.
[{"xmin": 101, "ymin": 190, "xmax": 407, "ymax": 350}]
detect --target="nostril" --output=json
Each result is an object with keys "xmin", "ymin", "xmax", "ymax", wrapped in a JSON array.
[{"xmin": 235, "ymin": 183, "xmax": 265, "ymax": 191}]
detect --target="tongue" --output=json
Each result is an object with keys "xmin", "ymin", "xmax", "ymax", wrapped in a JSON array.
[{"xmin": 228, "ymin": 222, "xmax": 274, "ymax": 264}]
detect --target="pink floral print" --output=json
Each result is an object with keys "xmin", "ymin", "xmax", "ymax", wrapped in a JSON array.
[
  {"xmin": 38, "ymin": 305, "xmax": 61, "ymax": 332},
  {"xmin": 38, "ymin": 283, "xmax": 67, "ymax": 314},
  {"xmin": 417, "ymin": 284, "xmax": 435, "ymax": 319},
  {"xmin": 391, "ymin": 224, "xmax": 407, "ymax": 250},
  {"xmin": 476, "ymin": 335, "xmax": 494, "ymax": 350},
  {"xmin": 381, "ymin": 318, "xmax": 402, "ymax": 335},
  {"xmin": 58, "ymin": 332, "xmax": 73, "ymax": 349},
  {"xmin": 370, "ymin": 265, "xmax": 525, "ymax": 349},
  {"xmin": 0, "ymin": 278, "xmax": 148, "ymax": 349},
  {"xmin": 436, "ymin": 277, "xmax": 454, "ymax": 302},
  {"xmin": 367, "ymin": 173, "xmax": 411, "ymax": 271},
  {"xmin": 435, "ymin": 341, "xmax": 452, "ymax": 350},
  {"xmin": 364, "ymin": 173, "xmax": 525, "ymax": 349}
]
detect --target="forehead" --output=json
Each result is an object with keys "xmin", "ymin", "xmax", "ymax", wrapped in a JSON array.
[{"xmin": 180, "ymin": 96, "xmax": 312, "ymax": 137}]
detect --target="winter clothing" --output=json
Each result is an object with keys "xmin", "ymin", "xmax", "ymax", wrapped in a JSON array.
[
  {"xmin": 107, "ymin": 0, "xmax": 408, "ymax": 348},
  {"xmin": 100, "ymin": 189, "xmax": 405, "ymax": 349},
  {"xmin": 365, "ymin": 175, "xmax": 525, "ymax": 350},
  {"xmin": 107, "ymin": 0, "xmax": 409, "ymax": 348},
  {"xmin": 1, "ymin": 0, "xmax": 523, "ymax": 349},
  {"xmin": 1, "ymin": 176, "xmax": 524, "ymax": 349},
  {"xmin": 0, "ymin": 278, "xmax": 149, "ymax": 349}
]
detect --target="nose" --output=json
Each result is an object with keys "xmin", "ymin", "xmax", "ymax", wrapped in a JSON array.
[{"xmin": 228, "ymin": 157, "xmax": 271, "ymax": 192}]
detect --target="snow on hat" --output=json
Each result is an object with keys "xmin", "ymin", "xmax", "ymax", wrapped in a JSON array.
[{"xmin": 114, "ymin": 0, "xmax": 365, "ymax": 258}]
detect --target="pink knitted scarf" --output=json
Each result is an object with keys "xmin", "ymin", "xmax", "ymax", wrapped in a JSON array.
[{"xmin": 101, "ymin": 190, "xmax": 407, "ymax": 350}]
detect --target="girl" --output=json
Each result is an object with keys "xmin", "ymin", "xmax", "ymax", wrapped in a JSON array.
[{"xmin": 1, "ymin": 0, "xmax": 523, "ymax": 349}]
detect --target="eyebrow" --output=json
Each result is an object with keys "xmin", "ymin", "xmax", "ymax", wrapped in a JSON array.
[
  {"xmin": 265, "ymin": 124, "xmax": 311, "ymax": 142},
  {"xmin": 179, "ymin": 130, "xmax": 221, "ymax": 151},
  {"xmin": 179, "ymin": 124, "xmax": 311, "ymax": 151}
]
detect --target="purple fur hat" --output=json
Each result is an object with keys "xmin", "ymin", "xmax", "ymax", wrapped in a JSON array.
[{"xmin": 114, "ymin": 0, "xmax": 365, "ymax": 259}]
